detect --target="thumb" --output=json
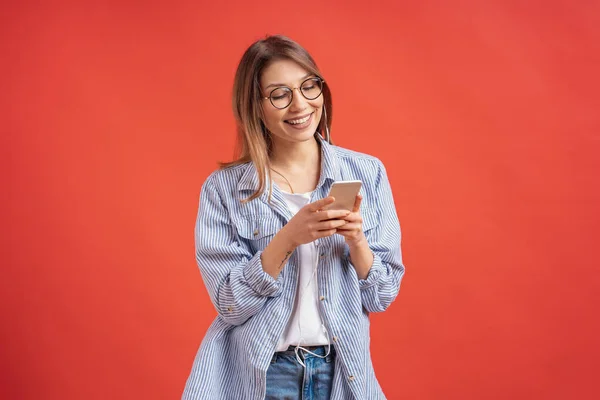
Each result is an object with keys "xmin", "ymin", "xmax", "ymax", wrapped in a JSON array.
[
  {"xmin": 309, "ymin": 196, "xmax": 335, "ymax": 212},
  {"xmin": 352, "ymin": 194, "xmax": 363, "ymax": 212}
]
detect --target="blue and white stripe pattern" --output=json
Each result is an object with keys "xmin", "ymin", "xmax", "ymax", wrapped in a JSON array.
[{"xmin": 182, "ymin": 136, "xmax": 405, "ymax": 400}]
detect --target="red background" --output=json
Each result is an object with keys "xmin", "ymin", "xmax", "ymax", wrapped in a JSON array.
[{"xmin": 2, "ymin": 1, "xmax": 599, "ymax": 399}]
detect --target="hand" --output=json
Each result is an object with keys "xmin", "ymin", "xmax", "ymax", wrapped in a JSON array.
[
  {"xmin": 335, "ymin": 194, "xmax": 367, "ymax": 247},
  {"xmin": 281, "ymin": 197, "xmax": 350, "ymax": 248}
]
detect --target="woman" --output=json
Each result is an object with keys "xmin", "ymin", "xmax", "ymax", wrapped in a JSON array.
[{"xmin": 182, "ymin": 35, "xmax": 405, "ymax": 400}]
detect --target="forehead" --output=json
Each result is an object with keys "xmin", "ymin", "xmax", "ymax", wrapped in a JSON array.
[{"xmin": 260, "ymin": 59, "xmax": 310, "ymax": 87}]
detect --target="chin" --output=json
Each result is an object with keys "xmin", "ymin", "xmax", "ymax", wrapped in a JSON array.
[{"xmin": 283, "ymin": 126, "xmax": 318, "ymax": 142}]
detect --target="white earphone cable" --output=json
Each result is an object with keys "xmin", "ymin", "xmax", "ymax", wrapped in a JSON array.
[{"xmin": 293, "ymin": 244, "xmax": 331, "ymax": 368}]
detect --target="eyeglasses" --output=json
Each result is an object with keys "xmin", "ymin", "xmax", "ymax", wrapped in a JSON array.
[{"xmin": 262, "ymin": 77, "xmax": 325, "ymax": 109}]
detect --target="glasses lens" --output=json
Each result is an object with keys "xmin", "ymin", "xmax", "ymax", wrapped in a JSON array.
[
  {"xmin": 270, "ymin": 87, "xmax": 292, "ymax": 109},
  {"xmin": 300, "ymin": 78, "xmax": 323, "ymax": 100}
]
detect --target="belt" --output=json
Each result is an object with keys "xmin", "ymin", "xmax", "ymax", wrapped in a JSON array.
[{"xmin": 285, "ymin": 345, "xmax": 326, "ymax": 352}]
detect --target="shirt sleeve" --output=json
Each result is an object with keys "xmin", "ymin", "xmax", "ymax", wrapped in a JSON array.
[
  {"xmin": 353, "ymin": 161, "xmax": 406, "ymax": 313},
  {"xmin": 194, "ymin": 176, "xmax": 284, "ymax": 326}
]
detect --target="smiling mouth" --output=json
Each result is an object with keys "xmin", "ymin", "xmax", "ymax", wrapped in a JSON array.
[{"xmin": 285, "ymin": 112, "xmax": 313, "ymax": 125}]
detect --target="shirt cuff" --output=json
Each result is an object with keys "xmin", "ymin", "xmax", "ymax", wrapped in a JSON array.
[
  {"xmin": 243, "ymin": 251, "xmax": 283, "ymax": 297},
  {"xmin": 357, "ymin": 253, "xmax": 384, "ymax": 290}
]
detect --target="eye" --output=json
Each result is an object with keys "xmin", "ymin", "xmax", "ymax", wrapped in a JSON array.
[
  {"xmin": 270, "ymin": 88, "xmax": 290, "ymax": 100},
  {"xmin": 302, "ymin": 78, "xmax": 322, "ymax": 93}
]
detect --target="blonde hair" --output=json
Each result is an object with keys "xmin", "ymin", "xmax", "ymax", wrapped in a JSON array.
[{"xmin": 220, "ymin": 35, "xmax": 333, "ymax": 202}]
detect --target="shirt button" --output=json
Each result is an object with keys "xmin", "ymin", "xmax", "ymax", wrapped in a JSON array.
[
  {"xmin": 320, "ymin": 252, "xmax": 326, "ymax": 258},
  {"xmin": 333, "ymin": 336, "xmax": 338, "ymax": 342},
  {"xmin": 227, "ymin": 306, "xmax": 233, "ymax": 312},
  {"xmin": 348, "ymin": 375, "xmax": 355, "ymax": 382},
  {"xmin": 319, "ymin": 295, "xmax": 325, "ymax": 301},
  {"xmin": 253, "ymin": 229, "xmax": 259, "ymax": 236}
]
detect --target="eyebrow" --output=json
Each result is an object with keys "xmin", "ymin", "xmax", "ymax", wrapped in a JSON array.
[{"xmin": 264, "ymin": 73, "xmax": 314, "ymax": 90}]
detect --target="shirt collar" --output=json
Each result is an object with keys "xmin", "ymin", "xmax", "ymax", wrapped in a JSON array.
[
  {"xmin": 237, "ymin": 161, "xmax": 261, "ymax": 193},
  {"xmin": 237, "ymin": 133, "xmax": 341, "ymax": 194}
]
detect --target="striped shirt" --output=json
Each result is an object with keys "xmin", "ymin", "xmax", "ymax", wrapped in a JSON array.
[{"xmin": 182, "ymin": 136, "xmax": 405, "ymax": 400}]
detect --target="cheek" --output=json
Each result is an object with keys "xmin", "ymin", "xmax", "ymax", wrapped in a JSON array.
[
  {"xmin": 262, "ymin": 107, "xmax": 285, "ymax": 130},
  {"xmin": 310, "ymin": 100, "xmax": 324, "ymax": 122},
  {"xmin": 309, "ymin": 98, "xmax": 324, "ymax": 109}
]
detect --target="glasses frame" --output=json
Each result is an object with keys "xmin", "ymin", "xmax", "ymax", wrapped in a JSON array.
[{"xmin": 262, "ymin": 77, "xmax": 325, "ymax": 109}]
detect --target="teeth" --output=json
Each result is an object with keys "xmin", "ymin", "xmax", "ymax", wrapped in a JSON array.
[{"xmin": 287, "ymin": 114, "xmax": 311, "ymax": 125}]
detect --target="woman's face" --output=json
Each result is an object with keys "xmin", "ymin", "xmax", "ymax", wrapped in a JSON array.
[{"xmin": 259, "ymin": 59, "xmax": 324, "ymax": 147}]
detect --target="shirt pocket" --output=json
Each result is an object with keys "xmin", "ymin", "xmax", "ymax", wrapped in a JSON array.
[{"xmin": 236, "ymin": 215, "xmax": 281, "ymax": 254}]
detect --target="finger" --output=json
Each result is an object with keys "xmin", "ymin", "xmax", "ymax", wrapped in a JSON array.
[
  {"xmin": 308, "ymin": 196, "xmax": 335, "ymax": 212},
  {"xmin": 335, "ymin": 222, "xmax": 361, "ymax": 231},
  {"xmin": 315, "ymin": 228, "xmax": 337, "ymax": 239},
  {"xmin": 334, "ymin": 229, "xmax": 348, "ymax": 237},
  {"xmin": 335, "ymin": 229, "xmax": 363, "ymax": 240},
  {"xmin": 317, "ymin": 209, "xmax": 351, "ymax": 221},
  {"xmin": 341, "ymin": 213, "xmax": 362, "ymax": 223},
  {"xmin": 334, "ymin": 229, "xmax": 352, "ymax": 238},
  {"xmin": 352, "ymin": 194, "xmax": 363, "ymax": 213},
  {"xmin": 317, "ymin": 219, "xmax": 348, "ymax": 230}
]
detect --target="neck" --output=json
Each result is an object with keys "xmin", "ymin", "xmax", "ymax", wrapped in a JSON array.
[{"xmin": 270, "ymin": 136, "xmax": 320, "ymax": 171}]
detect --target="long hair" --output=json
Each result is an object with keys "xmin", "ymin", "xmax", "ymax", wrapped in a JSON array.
[{"xmin": 220, "ymin": 35, "xmax": 333, "ymax": 202}]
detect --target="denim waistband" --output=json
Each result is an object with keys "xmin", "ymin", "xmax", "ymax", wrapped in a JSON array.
[
  {"xmin": 279, "ymin": 345, "xmax": 335, "ymax": 357},
  {"xmin": 271, "ymin": 344, "xmax": 335, "ymax": 364}
]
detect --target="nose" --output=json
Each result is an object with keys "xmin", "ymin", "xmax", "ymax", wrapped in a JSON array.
[{"xmin": 288, "ymin": 87, "xmax": 308, "ymax": 112}]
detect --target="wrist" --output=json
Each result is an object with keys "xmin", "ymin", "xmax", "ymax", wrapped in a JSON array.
[
  {"xmin": 277, "ymin": 225, "xmax": 299, "ymax": 250},
  {"xmin": 347, "ymin": 236, "xmax": 373, "ymax": 280},
  {"xmin": 346, "ymin": 233, "xmax": 368, "ymax": 250}
]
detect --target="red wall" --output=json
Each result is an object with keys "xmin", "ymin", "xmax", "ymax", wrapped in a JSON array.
[{"xmin": 2, "ymin": 1, "xmax": 599, "ymax": 399}]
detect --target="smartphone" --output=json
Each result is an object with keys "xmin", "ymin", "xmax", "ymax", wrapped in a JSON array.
[{"xmin": 323, "ymin": 180, "xmax": 362, "ymax": 211}]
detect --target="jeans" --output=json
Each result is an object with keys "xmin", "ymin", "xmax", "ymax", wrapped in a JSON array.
[{"xmin": 265, "ymin": 345, "xmax": 336, "ymax": 400}]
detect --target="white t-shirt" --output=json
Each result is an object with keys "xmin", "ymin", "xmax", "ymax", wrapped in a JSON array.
[{"xmin": 276, "ymin": 191, "xmax": 329, "ymax": 351}]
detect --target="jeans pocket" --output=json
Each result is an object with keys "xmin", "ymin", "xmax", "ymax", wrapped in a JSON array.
[{"xmin": 325, "ymin": 346, "xmax": 336, "ymax": 363}]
